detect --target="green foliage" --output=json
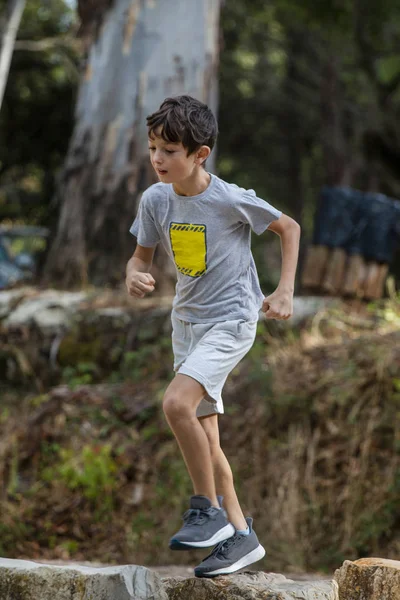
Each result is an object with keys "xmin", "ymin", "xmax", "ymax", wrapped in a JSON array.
[
  {"xmin": 61, "ymin": 361, "xmax": 99, "ymax": 388},
  {"xmin": 0, "ymin": 407, "xmax": 10, "ymax": 424},
  {"xmin": 41, "ymin": 443, "xmax": 119, "ymax": 516},
  {"xmin": 0, "ymin": 521, "xmax": 34, "ymax": 557},
  {"xmin": 218, "ymin": 0, "xmax": 400, "ymax": 286},
  {"xmin": 120, "ymin": 348, "xmax": 154, "ymax": 381},
  {"xmin": 6, "ymin": 436, "xmax": 19, "ymax": 496},
  {"xmin": 154, "ymin": 455, "xmax": 191, "ymax": 504},
  {"xmin": 108, "ymin": 339, "xmax": 173, "ymax": 384},
  {"xmin": 60, "ymin": 539, "xmax": 79, "ymax": 554},
  {"xmin": 0, "ymin": 0, "xmax": 78, "ymax": 226},
  {"xmin": 29, "ymin": 394, "xmax": 50, "ymax": 407},
  {"xmin": 369, "ymin": 280, "xmax": 400, "ymax": 325},
  {"xmin": 354, "ymin": 469, "xmax": 400, "ymax": 554}
]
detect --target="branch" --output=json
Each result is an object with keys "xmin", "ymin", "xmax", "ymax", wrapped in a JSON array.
[{"xmin": 14, "ymin": 36, "xmax": 81, "ymax": 52}]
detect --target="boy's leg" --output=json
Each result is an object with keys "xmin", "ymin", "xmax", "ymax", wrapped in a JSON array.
[
  {"xmin": 163, "ymin": 373, "xmax": 219, "ymax": 507},
  {"xmin": 194, "ymin": 413, "xmax": 266, "ymax": 577},
  {"xmin": 199, "ymin": 414, "xmax": 247, "ymax": 531},
  {"xmin": 164, "ymin": 373, "xmax": 235, "ymax": 550}
]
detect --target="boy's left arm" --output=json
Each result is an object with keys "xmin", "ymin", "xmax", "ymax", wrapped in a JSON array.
[{"xmin": 262, "ymin": 214, "xmax": 301, "ymax": 320}]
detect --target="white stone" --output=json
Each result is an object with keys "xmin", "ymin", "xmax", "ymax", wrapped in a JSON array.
[
  {"xmin": 0, "ymin": 557, "xmax": 167, "ymax": 600},
  {"xmin": 4, "ymin": 290, "xmax": 87, "ymax": 328},
  {"xmin": 33, "ymin": 307, "xmax": 72, "ymax": 330},
  {"xmin": 0, "ymin": 287, "xmax": 34, "ymax": 318}
]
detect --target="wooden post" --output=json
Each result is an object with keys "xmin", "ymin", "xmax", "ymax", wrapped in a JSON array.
[
  {"xmin": 321, "ymin": 247, "xmax": 347, "ymax": 294},
  {"xmin": 373, "ymin": 263, "xmax": 389, "ymax": 299},
  {"xmin": 342, "ymin": 254, "xmax": 367, "ymax": 296},
  {"xmin": 363, "ymin": 262, "xmax": 379, "ymax": 299},
  {"xmin": 301, "ymin": 245, "xmax": 330, "ymax": 289}
]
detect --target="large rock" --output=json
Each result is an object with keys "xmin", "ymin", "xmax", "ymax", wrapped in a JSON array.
[
  {"xmin": 0, "ymin": 557, "xmax": 167, "ymax": 600},
  {"xmin": 0, "ymin": 287, "xmax": 34, "ymax": 319},
  {"xmin": 163, "ymin": 570, "xmax": 339, "ymax": 599},
  {"xmin": 0, "ymin": 558, "xmax": 339, "ymax": 599},
  {"xmin": 334, "ymin": 557, "xmax": 400, "ymax": 600},
  {"xmin": 0, "ymin": 289, "xmax": 173, "ymax": 386},
  {"xmin": 4, "ymin": 290, "xmax": 88, "ymax": 331}
]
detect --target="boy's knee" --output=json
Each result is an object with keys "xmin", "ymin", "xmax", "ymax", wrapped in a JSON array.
[{"xmin": 163, "ymin": 392, "xmax": 191, "ymax": 421}]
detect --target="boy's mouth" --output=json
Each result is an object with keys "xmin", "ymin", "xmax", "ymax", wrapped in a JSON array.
[{"xmin": 157, "ymin": 169, "xmax": 168, "ymax": 175}]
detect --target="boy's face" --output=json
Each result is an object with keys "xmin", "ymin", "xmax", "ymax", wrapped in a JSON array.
[{"xmin": 148, "ymin": 128, "xmax": 208, "ymax": 184}]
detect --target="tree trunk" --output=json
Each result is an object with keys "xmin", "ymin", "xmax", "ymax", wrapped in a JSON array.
[
  {"xmin": 281, "ymin": 29, "xmax": 307, "ymax": 289},
  {"xmin": 320, "ymin": 56, "xmax": 350, "ymax": 187},
  {"xmin": 0, "ymin": 0, "xmax": 26, "ymax": 111},
  {"xmin": 44, "ymin": 0, "xmax": 221, "ymax": 288}
]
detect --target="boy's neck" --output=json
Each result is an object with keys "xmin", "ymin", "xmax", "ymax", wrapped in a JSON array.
[{"xmin": 172, "ymin": 169, "xmax": 211, "ymax": 197}]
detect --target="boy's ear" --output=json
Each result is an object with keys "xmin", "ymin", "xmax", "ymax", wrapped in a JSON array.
[{"xmin": 195, "ymin": 145, "xmax": 211, "ymax": 165}]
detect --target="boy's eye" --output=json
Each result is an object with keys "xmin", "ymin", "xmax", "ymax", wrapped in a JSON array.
[
  {"xmin": 148, "ymin": 147, "xmax": 156, "ymax": 151},
  {"xmin": 165, "ymin": 150, "xmax": 175, "ymax": 154}
]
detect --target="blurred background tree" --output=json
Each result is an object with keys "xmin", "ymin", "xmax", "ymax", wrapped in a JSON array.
[
  {"xmin": 0, "ymin": 0, "xmax": 27, "ymax": 110},
  {"xmin": 0, "ymin": 0, "xmax": 78, "ymax": 227},
  {"xmin": 218, "ymin": 0, "xmax": 400, "ymax": 281},
  {"xmin": 1, "ymin": 0, "xmax": 400, "ymax": 287},
  {"xmin": 43, "ymin": 0, "xmax": 221, "ymax": 288}
]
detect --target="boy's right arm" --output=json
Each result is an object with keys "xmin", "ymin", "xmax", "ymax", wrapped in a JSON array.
[{"xmin": 125, "ymin": 244, "xmax": 156, "ymax": 298}]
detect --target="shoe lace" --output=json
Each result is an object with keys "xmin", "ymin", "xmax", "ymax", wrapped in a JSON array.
[
  {"xmin": 205, "ymin": 533, "xmax": 242, "ymax": 559},
  {"xmin": 182, "ymin": 507, "xmax": 217, "ymax": 526}
]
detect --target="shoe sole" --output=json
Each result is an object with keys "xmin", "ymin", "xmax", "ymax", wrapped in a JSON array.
[
  {"xmin": 194, "ymin": 543, "xmax": 266, "ymax": 577},
  {"xmin": 169, "ymin": 523, "xmax": 235, "ymax": 550}
]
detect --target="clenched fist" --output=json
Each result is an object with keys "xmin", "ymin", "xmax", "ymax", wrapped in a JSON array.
[
  {"xmin": 262, "ymin": 288, "xmax": 293, "ymax": 320},
  {"xmin": 126, "ymin": 271, "xmax": 155, "ymax": 298}
]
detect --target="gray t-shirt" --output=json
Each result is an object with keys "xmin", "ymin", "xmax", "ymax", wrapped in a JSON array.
[{"xmin": 130, "ymin": 173, "xmax": 282, "ymax": 323}]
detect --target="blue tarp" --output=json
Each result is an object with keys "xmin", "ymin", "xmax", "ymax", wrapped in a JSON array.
[{"xmin": 313, "ymin": 186, "xmax": 400, "ymax": 263}]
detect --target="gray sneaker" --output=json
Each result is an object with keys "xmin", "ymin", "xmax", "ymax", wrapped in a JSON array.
[
  {"xmin": 169, "ymin": 495, "xmax": 235, "ymax": 550},
  {"xmin": 194, "ymin": 517, "xmax": 265, "ymax": 577}
]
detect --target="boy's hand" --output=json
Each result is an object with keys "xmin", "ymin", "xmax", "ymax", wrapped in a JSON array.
[
  {"xmin": 126, "ymin": 271, "xmax": 155, "ymax": 298},
  {"xmin": 262, "ymin": 288, "xmax": 293, "ymax": 320}
]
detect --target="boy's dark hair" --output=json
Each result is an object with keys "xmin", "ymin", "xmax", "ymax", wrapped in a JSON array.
[{"xmin": 146, "ymin": 95, "xmax": 218, "ymax": 157}]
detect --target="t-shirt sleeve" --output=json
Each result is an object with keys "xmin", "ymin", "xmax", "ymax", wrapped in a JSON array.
[
  {"xmin": 129, "ymin": 192, "xmax": 160, "ymax": 247},
  {"xmin": 235, "ymin": 189, "xmax": 282, "ymax": 235}
]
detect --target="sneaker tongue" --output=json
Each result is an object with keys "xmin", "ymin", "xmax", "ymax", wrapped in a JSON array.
[{"xmin": 190, "ymin": 495, "xmax": 212, "ymax": 510}]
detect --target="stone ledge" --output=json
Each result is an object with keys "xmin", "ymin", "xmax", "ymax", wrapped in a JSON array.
[
  {"xmin": 163, "ymin": 570, "xmax": 338, "ymax": 599},
  {"xmin": 0, "ymin": 557, "xmax": 168, "ymax": 600},
  {"xmin": 6, "ymin": 556, "xmax": 398, "ymax": 599},
  {"xmin": 0, "ymin": 557, "xmax": 338, "ymax": 600}
]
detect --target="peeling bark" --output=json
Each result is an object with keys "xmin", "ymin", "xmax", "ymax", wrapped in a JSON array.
[
  {"xmin": 44, "ymin": 0, "xmax": 221, "ymax": 287},
  {"xmin": 77, "ymin": 0, "xmax": 114, "ymax": 52}
]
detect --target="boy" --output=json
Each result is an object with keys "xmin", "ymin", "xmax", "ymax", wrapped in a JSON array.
[{"xmin": 126, "ymin": 95, "xmax": 300, "ymax": 577}]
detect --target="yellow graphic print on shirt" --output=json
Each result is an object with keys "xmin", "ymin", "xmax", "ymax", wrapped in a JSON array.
[{"xmin": 169, "ymin": 222, "xmax": 207, "ymax": 277}]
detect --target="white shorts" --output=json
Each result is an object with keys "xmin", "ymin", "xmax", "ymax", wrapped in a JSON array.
[{"xmin": 171, "ymin": 313, "xmax": 258, "ymax": 417}]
